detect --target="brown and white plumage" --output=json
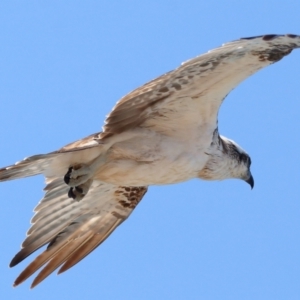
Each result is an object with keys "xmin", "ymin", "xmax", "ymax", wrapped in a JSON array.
[
  {"xmin": 11, "ymin": 177, "xmax": 147, "ymax": 288},
  {"xmin": 0, "ymin": 34, "xmax": 299, "ymax": 287}
]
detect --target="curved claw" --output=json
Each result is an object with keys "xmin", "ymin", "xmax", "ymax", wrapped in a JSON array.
[
  {"xmin": 67, "ymin": 179, "xmax": 93, "ymax": 202},
  {"xmin": 64, "ymin": 167, "xmax": 73, "ymax": 184}
]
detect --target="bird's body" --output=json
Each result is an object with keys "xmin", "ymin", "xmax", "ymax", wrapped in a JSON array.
[
  {"xmin": 96, "ymin": 128, "xmax": 211, "ymax": 186},
  {"xmin": 1, "ymin": 34, "xmax": 299, "ymax": 288}
]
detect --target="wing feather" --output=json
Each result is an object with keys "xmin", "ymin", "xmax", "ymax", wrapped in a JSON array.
[
  {"xmin": 101, "ymin": 34, "xmax": 300, "ymax": 138},
  {"xmin": 30, "ymin": 233, "xmax": 96, "ymax": 289},
  {"xmin": 58, "ymin": 219, "xmax": 122, "ymax": 275},
  {"xmin": 14, "ymin": 223, "xmax": 94, "ymax": 287},
  {"xmin": 10, "ymin": 178, "xmax": 147, "ymax": 287}
]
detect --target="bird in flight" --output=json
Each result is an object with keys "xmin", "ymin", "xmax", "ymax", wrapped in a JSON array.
[{"xmin": 1, "ymin": 34, "xmax": 299, "ymax": 288}]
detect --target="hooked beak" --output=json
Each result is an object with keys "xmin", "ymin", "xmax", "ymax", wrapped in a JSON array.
[{"xmin": 245, "ymin": 173, "xmax": 254, "ymax": 189}]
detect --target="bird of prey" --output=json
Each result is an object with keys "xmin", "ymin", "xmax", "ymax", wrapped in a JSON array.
[{"xmin": 1, "ymin": 34, "xmax": 299, "ymax": 288}]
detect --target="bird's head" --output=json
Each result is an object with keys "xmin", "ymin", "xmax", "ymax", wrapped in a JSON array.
[
  {"xmin": 199, "ymin": 136, "xmax": 254, "ymax": 188},
  {"xmin": 220, "ymin": 136, "xmax": 254, "ymax": 188}
]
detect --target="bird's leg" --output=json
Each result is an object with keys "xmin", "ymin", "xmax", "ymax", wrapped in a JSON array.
[
  {"xmin": 64, "ymin": 164, "xmax": 92, "ymax": 187},
  {"xmin": 63, "ymin": 154, "xmax": 107, "ymax": 201},
  {"xmin": 67, "ymin": 178, "xmax": 93, "ymax": 202},
  {"xmin": 64, "ymin": 153, "xmax": 107, "ymax": 187}
]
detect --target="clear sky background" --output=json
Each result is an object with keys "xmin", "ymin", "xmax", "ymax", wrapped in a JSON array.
[{"xmin": 0, "ymin": 1, "xmax": 299, "ymax": 299}]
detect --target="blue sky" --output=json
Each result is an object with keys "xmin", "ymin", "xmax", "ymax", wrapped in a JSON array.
[{"xmin": 0, "ymin": 1, "xmax": 300, "ymax": 299}]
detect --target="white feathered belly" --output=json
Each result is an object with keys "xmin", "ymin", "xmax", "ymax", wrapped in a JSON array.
[
  {"xmin": 97, "ymin": 158, "xmax": 203, "ymax": 186},
  {"xmin": 95, "ymin": 133, "xmax": 210, "ymax": 186}
]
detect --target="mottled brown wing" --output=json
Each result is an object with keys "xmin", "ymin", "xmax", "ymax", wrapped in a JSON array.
[
  {"xmin": 10, "ymin": 177, "xmax": 147, "ymax": 288},
  {"xmin": 101, "ymin": 34, "xmax": 300, "ymax": 138}
]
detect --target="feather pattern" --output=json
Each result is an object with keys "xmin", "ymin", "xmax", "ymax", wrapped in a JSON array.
[
  {"xmin": 10, "ymin": 178, "xmax": 147, "ymax": 288},
  {"xmin": 101, "ymin": 34, "xmax": 300, "ymax": 139}
]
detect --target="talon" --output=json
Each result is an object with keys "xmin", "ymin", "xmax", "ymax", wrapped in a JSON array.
[
  {"xmin": 75, "ymin": 186, "xmax": 83, "ymax": 194},
  {"xmin": 67, "ymin": 186, "xmax": 84, "ymax": 202},
  {"xmin": 64, "ymin": 167, "xmax": 73, "ymax": 184},
  {"xmin": 67, "ymin": 179, "xmax": 93, "ymax": 202},
  {"xmin": 68, "ymin": 187, "xmax": 76, "ymax": 199},
  {"xmin": 63, "ymin": 164, "xmax": 92, "ymax": 187}
]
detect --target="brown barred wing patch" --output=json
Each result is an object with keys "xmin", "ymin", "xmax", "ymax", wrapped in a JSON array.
[{"xmin": 115, "ymin": 186, "xmax": 148, "ymax": 209}]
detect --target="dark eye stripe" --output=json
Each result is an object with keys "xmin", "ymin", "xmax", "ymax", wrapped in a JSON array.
[
  {"xmin": 238, "ymin": 153, "xmax": 251, "ymax": 167},
  {"xmin": 239, "ymin": 153, "xmax": 247, "ymax": 162}
]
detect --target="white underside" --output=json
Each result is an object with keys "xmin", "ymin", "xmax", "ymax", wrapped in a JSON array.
[{"xmin": 93, "ymin": 127, "xmax": 214, "ymax": 186}]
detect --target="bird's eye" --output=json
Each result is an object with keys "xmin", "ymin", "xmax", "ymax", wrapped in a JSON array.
[{"xmin": 248, "ymin": 157, "xmax": 252, "ymax": 167}]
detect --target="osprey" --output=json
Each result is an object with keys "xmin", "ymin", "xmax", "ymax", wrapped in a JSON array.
[{"xmin": 1, "ymin": 34, "xmax": 299, "ymax": 288}]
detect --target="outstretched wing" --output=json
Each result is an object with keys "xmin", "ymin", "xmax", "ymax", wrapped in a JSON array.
[
  {"xmin": 10, "ymin": 177, "xmax": 147, "ymax": 288},
  {"xmin": 101, "ymin": 34, "xmax": 300, "ymax": 138}
]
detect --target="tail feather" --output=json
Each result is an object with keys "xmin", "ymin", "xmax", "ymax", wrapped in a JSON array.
[
  {"xmin": 0, "ymin": 143, "xmax": 103, "ymax": 182},
  {"xmin": 0, "ymin": 154, "xmax": 57, "ymax": 182}
]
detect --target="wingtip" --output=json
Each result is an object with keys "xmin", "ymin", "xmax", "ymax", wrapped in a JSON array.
[
  {"xmin": 9, "ymin": 259, "xmax": 17, "ymax": 268},
  {"xmin": 57, "ymin": 263, "xmax": 70, "ymax": 275},
  {"xmin": 13, "ymin": 277, "xmax": 24, "ymax": 288},
  {"xmin": 9, "ymin": 252, "xmax": 24, "ymax": 268},
  {"xmin": 30, "ymin": 279, "xmax": 40, "ymax": 289},
  {"xmin": 57, "ymin": 267, "xmax": 65, "ymax": 275},
  {"xmin": 239, "ymin": 34, "xmax": 300, "ymax": 47},
  {"xmin": 240, "ymin": 33, "xmax": 299, "ymax": 41}
]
